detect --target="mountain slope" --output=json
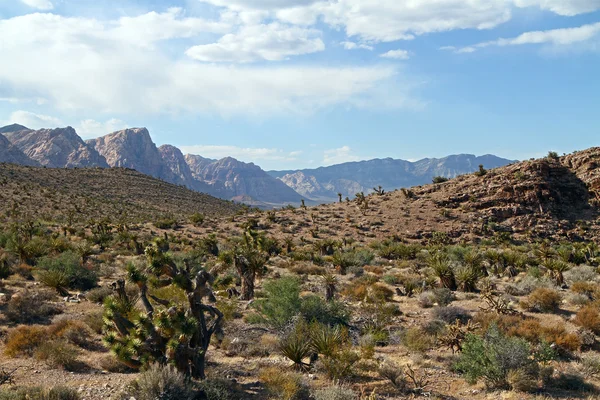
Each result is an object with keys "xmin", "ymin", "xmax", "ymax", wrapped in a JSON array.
[
  {"xmin": 87, "ymin": 128, "xmax": 177, "ymax": 182},
  {"xmin": 3, "ymin": 127, "xmax": 108, "ymax": 168},
  {"xmin": 188, "ymin": 156, "xmax": 305, "ymax": 205},
  {"xmin": 0, "ymin": 123, "xmax": 28, "ymax": 134},
  {"xmin": 158, "ymin": 145, "xmax": 213, "ymax": 193},
  {"xmin": 0, "ymin": 163, "xmax": 239, "ymax": 222},
  {"xmin": 0, "ymin": 133, "xmax": 40, "ymax": 166},
  {"xmin": 228, "ymin": 150, "xmax": 600, "ymax": 244},
  {"xmin": 270, "ymin": 154, "xmax": 514, "ymax": 201}
]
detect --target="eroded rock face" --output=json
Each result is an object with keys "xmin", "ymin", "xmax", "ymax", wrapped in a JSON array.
[
  {"xmin": 3, "ymin": 127, "xmax": 108, "ymax": 168},
  {"xmin": 87, "ymin": 128, "xmax": 176, "ymax": 181},
  {"xmin": 0, "ymin": 133, "xmax": 40, "ymax": 166},
  {"xmin": 188, "ymin": 156, "xmax": 303, "ymax": 204},
  {"xmin": 280, "ymin": 171, "xmax": 337, "ymax": 201}
]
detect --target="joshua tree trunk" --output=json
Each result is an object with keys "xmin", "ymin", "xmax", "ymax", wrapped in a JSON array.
[{"xmin": 235, "ymin": 255, "xmax": 256, "ymax": 300}]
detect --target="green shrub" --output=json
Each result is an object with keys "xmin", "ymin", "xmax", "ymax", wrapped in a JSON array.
[
  {"xmin": 126, "ymin": 364, "xmax": 197, "ymax": 400},
  {"xmin": 317, "ymin": 349, "xmax": 359, "ymax": 380},
  {"xmin": 35, "ymin": 341, "xmax": 80, "ymax": 371},
  {"xmin": 300, "ymin": 295, "xmax": 350, "ymax": 327},
  {"xmin": 455, "ymin": 325, "xmax": 538, "ymax": 390},
  {"xmin": 254, "ymin": 276, "xmax": 302, "ymax": 329},
  {"xmin": 401, "ymin": 327, "xmax": 435, "ymax": 353},
  {"xmin": 37, "ymin": 251, "xmax": 97, "ymax": 291},
  {"xmin": 189, "ymin": 213, "xmax": 205, "ymax": 226},
  {"xmin": 432, "ymin": 176, "xmax": 449, "ymax": 184}
]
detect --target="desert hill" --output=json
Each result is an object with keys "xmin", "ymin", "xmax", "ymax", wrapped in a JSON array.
[
  {"xmin": 222, "ymin": 150, "xmax": 600, "ymax": 244},
  {"xmin": 0, "ymin": 163, "xmax": 240, "ymax": 223}
]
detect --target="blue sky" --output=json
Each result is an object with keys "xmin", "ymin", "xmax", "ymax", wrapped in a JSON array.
[{"xmin": 0, "ymin": 0, "xmax": 599, "ymax": 170}]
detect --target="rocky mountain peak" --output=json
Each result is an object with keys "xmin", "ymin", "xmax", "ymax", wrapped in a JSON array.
[
  {"xmin": 3, "ymin": 126, "xmax": 108, "ymax": 168},
  {"xmin": 0, "ymin": 133, "xmax": 40, "ymax": 166}
]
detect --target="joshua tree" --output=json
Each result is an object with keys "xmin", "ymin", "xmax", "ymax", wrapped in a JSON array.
[
  {"xmin": 301, "ymin": 199, "xmax": 306, "ymax": 209},
  {"xmin": 323, "ymin": 273, "xmax": 337, "ymax": 301},
  {"xmin": 373, "ymin": 186, "xmax": 385, "ymax": 195},
  {"xmin": 234, "ymin": 229, "xmax": 269, "ymax": 300},
  {"xmin": 429, "ymin": 253, "xmax": 457, "ymax": 291},
  {"xmin": 102, "ymin": 245, "xmax": 223, "ymax": 380},
  {"xmin": 337, "ymin": 193, "xmax": 342, "ymax": 203}
]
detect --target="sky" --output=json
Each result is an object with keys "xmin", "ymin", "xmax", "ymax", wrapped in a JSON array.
[{"xmin": 0, "ymin": 0, "xmax": 599, "ymax": 170}]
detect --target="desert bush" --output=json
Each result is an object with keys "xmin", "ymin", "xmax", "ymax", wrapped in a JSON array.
[
  {"xmin": 331, "ymin": 249, "xmax": 374, "ymax": 274},
  {"xmin": 35, "ymin": 341, "xmax": 80, "ymax": 371},
  {"xmin": 508, "ymin": 318, "xmax": 581, "ymax": 352},
  {"xmin": 197, "ymin": 378, "xmax": 240, "ymax": 400},
  {"xmin": 521, "ymin": 288, "xmax": 562, "ymax": 313},
  {"xmin": 5, "ymin": 289, "xmax": 62, "ymax": 324},
  {"xmin": 189, "ymin": 212, "xmax": 205, "ymax": 226},
  {"xmin": 254, "ymin": 276, "xmax": 301, "ymax": 329},
  {"xmin": 316, "ymin": 349, "xmax": 360, "ymax": 380},
  {"xmin": 0, "ymin": 386, "xmax": 80, "ymax": 400},
  {"xmin": 432, "ymin": 288, "xmax": 455, "ymax": 306},
  {"xmin": 153, "ymin": 215, "xmax": 179, "ymax": 230},
  {"xmin": 310, "ymin": 323, "xmax": 347, "ymax": 358},
  {"xmin": 401, "ymin": 327, "xmax": 435, "ymax": 353},
  {"xmin": 378, "ymin": 361, "xmax": 406, "ymax": 389},
  {"xmin": 83, "ymin": 311, "xmax": 104, "ymax": 334},
  {"xmin": 4, "ymin": 326, "xmax": 47, "ymax": 357},
  {"xmin": 418, "ymin": 291, "xmax": 436, "ymax": 308},
  {"xmin": 86, "ymin": 286, "xmax": 113, "ymax": 303},
  {"xmin": 513, "ymin": 275, "xmax": 556, "ymax": 295},
  {"xmin": 36, "ymin": 251, "xmax": 97, "ymax": 291},
  {"xmin": 259, "ymin": 367, "xmax": 309, "ymax": 400},
  {"xmin": 377, "ymin": 242, "xmax": 419, "ymax": 260},
  {"xmin": 455, "ymin": 325, "xmax": 539, "ymax": 390},
  {"xmin": 432, "ymin": 306, "xmax": 472, "ymax": 324},
  {"xmin": 574, "ymin": 305, "xmax": 600, "ymax": 334},
  {"xmin": 126, "ymin": 364, "xmax": 197, "ymax": 400},
  {"xmin": 278, "ymin": 322, "xmax": 312, "ymax": 370},
  {"xmin": 98, "ymin": 354, "xmax": 132, "ymax": 373},
  {"xmin": 312, "ymin": 384, "xmax": 357, "ymax": 400},
  {"xmin": 300, "ymin": 295, "xmax": 350, "ymax": 327},
  {"xmin": 581, "ymin": 353, "xmax": 600, "ymax": 378},
  {"xmin": 47, "ymin": 320, "xmax": 95, "ymax": 349}
]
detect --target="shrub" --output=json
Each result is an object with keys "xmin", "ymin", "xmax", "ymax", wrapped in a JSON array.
[
  {"xmin": 36, "ymin": 251, "xmax": 97, "ymax": 291},
  {"xmin": 197, "ymin": 378, "xmax": 239, "ymax": 400},
  {"xmin": 0, "ymin": 386, "xmax": 80, "ymax": 400},
  {"xmin": 86, "ymin": 286, "xmax": 113, "ymax": 304},
  {"xmin": 5, "ymin": 289, "xmax": 62, "ymax": 323},
  {"xmin": 278, "ymin": 323, "xmax": 312, "ymax": 370},
  {"xmin": 574, "ymin": 305, "xmax": 600, "ymax": 334},
  {"xmin": 153, "ymin": 215, "xmax": 179, "ymax": 229},
  {"xmin": 432, "ymin": 176, "xmax": 449, "ymax": 184},
  {"xmin": 313, "ymin": 385, "xmax": 357, "ymax": 400},
  {"xmin": 126, "ymin": 364, "xmax": 197, "ymax": 400},
  {"xmin": 432, "ymin": 306, "xmax": 472, "ymax": 324},
  {"xmin": 259, "ymin": 367, "xmax": 308, "ymax": 400},
  {"xmin": 581, "ymin": 353, "xmax": 600, "ymax": 378},
  {"xmin": 317, "ymin": 349, "xmax": 360, "ymax": 380},
  {"xmin": 35, "ymin": 341, "xmax": 80, "ymax": 371},
  {"xmin": 254, "ymin": 276, "xmax": 302, "ymax": 329},
  {"xmin": 378, "ymin": 361, "xmax": 406, "ymax": 389},
  {"xmin": 401, "ymin": 327, "xmax": 435, "ymax": 353},
  {"xmin": 189, "ymin": 213, "xmax": 205, "ymax": 226},
  {"xmin": 522, "ymin": 288, "xmax": 561, "ymax": 313},
  {"xmin": 300, "ymin": 295, "xmax": 350, "ymax": 327},
  {"xmin": 98, "ymin": 354, "xmax": 132, "ymax": 373},
  {"xmin": 432, "ymin": 288, "xmax": 455, "ymax": 306},
  {"xmin": 4, "ymin": 326, "xmax": 47, "ymax": 357},
  {"xmin": 455, "ymin": 325, "xmax": 538, "ymax": 390},
  {"xmin": 47, "ymin": 320, "xmax": 95, "ymax": 349},
  {"xmin": 83, "ymin": 311, "xmax": 104, "ymax": 334}
]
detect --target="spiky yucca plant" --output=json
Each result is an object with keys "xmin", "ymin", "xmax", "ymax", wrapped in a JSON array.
[
  {"xmin": 428, "ymin": 253, "xmax": 457, "ymax": 291},
  {"xmin": 544, "ymin": 259, "xmax": 571, "ymax": 286},
  {"xmin": 102, "ymin": 244, "xmax": 223, "ymax": 379},
  {"xmin": 455, "ymin": 266, "xmax": 479, "ymax": 293}
]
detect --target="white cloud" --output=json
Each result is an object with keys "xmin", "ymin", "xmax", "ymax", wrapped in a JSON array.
[
  {"xmin": 186, "ymin": 23, "xmax": 325, "ymax": 62},
  {"xmin": 323, "ymin": 146, "xmax": 362, "ymax": 165},
  {"xmin": 6, "ymin": 110, "xmax": 62, "ymax": 129},
  {"xmin": 450, "ymin": 21, "xmax": 600, "ymax": 53},
  {"xmin": 180, "ymin": 145, "xmax": 301, "ymax": 162},
  {"xmin": 20, "ymin": 0, "xmax": 53, "ymax": 10},
  {"xmin": 380, "ymin": 49, "xmax": 410, "ymax": 59},
  {"xmin": 0, "ymin": 13, "xmax": 411, "ymax": 116},
  {"xmin": 513, "ymin": 0, "xmax": 600, "ymax": 16},
  {"xmin": 341, "ymin": 41, "xmax": 374, "ymax": 50},
  {"xmin": 76, "ymin": 118, "xmax": 129, "ymax": 139}
]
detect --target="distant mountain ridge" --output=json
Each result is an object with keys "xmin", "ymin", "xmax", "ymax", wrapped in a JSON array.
[
  {"xmin": 269, "ymin": 154, "xmax": 515, "ymax": 201},
  {"xmin": 0, "ymin": 123, "xmax": 515, "ymax": 206}
]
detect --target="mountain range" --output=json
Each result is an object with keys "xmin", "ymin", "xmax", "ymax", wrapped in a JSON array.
[{"xmin": 0, "ymin": 123, "xmax": 515, "ymax": 206}]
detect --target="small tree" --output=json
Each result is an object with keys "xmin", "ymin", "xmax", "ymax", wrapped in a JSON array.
[
  {"xmin": 234, "ymin": 229, "xmax": 269, "ymax": 300},
  {"xmin": 102, "ymin": 244, "xmax": 223, "ymax": 379}
]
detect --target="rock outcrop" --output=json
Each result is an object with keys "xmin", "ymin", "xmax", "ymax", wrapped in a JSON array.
[
  {"xmin": 0, "ymin": 133, "xmax": 40, "ymax": 166},
  {"xmin": 87, "ymin": 128, "xmax": 176, "ymax": 182},
  {"xmin": 3, "ymin": 127, "xmax": 108, "ymax": 168}
]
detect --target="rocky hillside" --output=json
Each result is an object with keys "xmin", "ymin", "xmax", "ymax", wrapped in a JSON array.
[
  {"xmin": 190, "ymin": 157, "xmax": 305, "ymax": 206},
  {"xmin": 0, "ymin": 133, "xmax": 40, "ymax": 166},
  {"xmin": 270, "ymin": 154, "xmax": 513, "ymax": 201},
  {"xmin": 0, "ymin": 163, "xmax": 239, "ymax": 222},
  {"xmin": 3, "ymin": 126, "xmax": 108, "ymax": 168},
  {"xmin": 228, "ymin": 150, "xmax": 600, "ymax": 244}
]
